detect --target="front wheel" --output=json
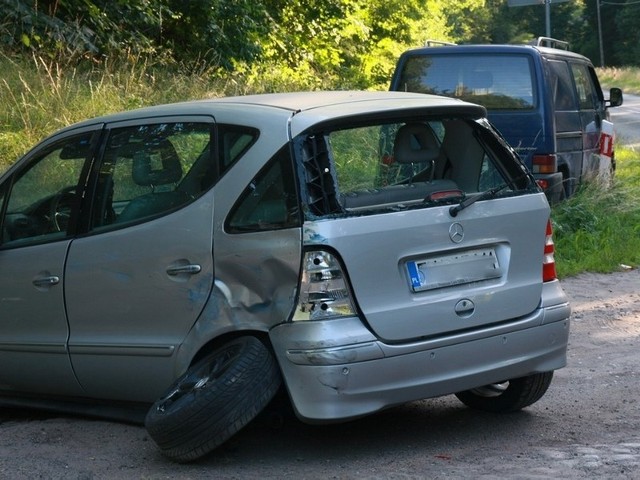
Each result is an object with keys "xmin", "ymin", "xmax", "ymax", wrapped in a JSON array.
[
  {"xmin": 145, "ymin": 336, "xmax": 281, "ymax": 462},
  {"xmin": 454, "ymin": 372, "xmax": 554, "ymax": 413}
]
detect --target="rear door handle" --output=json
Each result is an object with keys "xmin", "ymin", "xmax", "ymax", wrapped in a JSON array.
[{"xmin": 166, "ymin": 264, "xmax": 201, "ymax": 276}]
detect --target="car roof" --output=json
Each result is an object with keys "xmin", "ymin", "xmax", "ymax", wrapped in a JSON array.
[
  {"xmin": 56, "ymin": 91, "xmax": 487, "ymax": 138},
  {"xmin": 399, "ymin": 43, "xmax": 592, "ymax": 63}
]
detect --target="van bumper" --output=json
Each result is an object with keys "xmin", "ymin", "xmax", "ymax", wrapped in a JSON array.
[{"xmin": 270, "ymin": 281, "xmax": 570, "ymax": 423}]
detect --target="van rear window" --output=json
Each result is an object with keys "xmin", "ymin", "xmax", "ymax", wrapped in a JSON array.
[{"xmin": 398, "ymin": 54, "xmax": 536, "ymax": 110}]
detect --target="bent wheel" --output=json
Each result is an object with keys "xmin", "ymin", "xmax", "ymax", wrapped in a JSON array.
[
  {"xmin": 145, "ymin": 336, "xmax": 281, "ymax": 462},
  {"xmin": 454, "ymin": 372, "xmax": 554, "ymax": 413}
]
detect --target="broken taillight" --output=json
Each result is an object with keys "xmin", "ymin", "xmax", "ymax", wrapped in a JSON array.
[
  {"xmin": 293, "ymin": 250, "xmax": 357, "ymax": 321},
  {"xmin": 543, "ymin": 219, "xmax": 557, "ymax": 282}
]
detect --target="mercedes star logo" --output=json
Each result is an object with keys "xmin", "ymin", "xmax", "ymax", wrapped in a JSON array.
[{"xmin": 449, "ymin": 222, "xmax": 464, "ymax": 243}]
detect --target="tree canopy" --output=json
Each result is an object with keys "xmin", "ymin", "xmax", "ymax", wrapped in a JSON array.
[{"xmin": 0, "ymin": 0, "xmax": 637, "ymax": 88}]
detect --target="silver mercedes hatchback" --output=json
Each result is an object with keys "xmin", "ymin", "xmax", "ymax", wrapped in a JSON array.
[{"xmin": 0, "ymin": 91, "xmax": 570, "ymax": 462}]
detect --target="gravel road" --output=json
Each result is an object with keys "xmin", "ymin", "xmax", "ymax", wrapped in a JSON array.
[{"xmin": 1, "ymin": 268, "xmax": 639, "ymax": 479}]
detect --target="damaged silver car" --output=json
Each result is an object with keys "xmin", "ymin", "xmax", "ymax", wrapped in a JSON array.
[{"xmin": 0, "ymin": 91, "xmax": 571, "ymax": 462}]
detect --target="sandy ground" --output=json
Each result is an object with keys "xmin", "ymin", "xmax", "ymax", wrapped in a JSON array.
[{"xmin": 1, "ymin": 268, "xmax": 639, "ymax": 479}]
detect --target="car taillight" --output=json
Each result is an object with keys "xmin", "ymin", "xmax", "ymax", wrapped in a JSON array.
[
  {"xmin": 543, "ymin": 220, "xmax": 557, "ymax": 282},
  {"xmin": 532, "ymin": 154, "xmax": 557, "ymax": 174},
  {"xmin": 293, "ymin": 250, "xmax": 357, "ymax": 321},
  {"xmin": 536, "ymin": 179, "xmax": 549, "ymax": 190}
]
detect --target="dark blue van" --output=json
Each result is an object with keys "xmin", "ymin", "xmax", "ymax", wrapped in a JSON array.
[{"xmin": 390, "ymin": 38, "xmax": 623, "ymax": 201}]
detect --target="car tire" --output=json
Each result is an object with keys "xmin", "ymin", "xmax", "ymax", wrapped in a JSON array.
[
  {"xmin": 145, "ymin": 336, "xmax": 282, "ymax": 462},
  {"xmin": 454, "ymin": 371, "xmax": 553, "ymax": 413}
]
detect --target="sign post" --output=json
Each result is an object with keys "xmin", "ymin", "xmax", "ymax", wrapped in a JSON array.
[{"xmin": 507, "ymin": 0, "xmax": 570, "ymax": 38}]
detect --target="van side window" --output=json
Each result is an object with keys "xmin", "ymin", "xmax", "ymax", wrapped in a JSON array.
[
  {"xmin": 571, "ymin": 64, "xmax": 598, "ymax": 111},
  {"xmin": 549, "ymin": 60, "xmax": 577, "ymax": 111}
]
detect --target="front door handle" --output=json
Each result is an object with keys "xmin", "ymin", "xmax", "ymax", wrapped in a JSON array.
[{"xmin": 166, "ymin": 264, "xmax": 201, "ymax": 276}]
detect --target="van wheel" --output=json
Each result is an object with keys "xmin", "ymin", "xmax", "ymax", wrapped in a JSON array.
[
  {"xmin": 454, "ymin": 372, "xmax": 553, "ymax": 413},
  {"xmin": 145, "ymin": 336, "xmax": 281, "ymax": 462}
]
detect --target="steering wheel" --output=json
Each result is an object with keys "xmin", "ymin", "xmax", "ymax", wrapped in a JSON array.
[{"xmin": 49, "ymin": 186, "xmax": 77, "ymax": 232}]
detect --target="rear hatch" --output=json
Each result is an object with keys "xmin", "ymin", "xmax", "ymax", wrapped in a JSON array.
[
  {"xmin": 294, "ymin": 107, "xmax": 548, "ymax": 342},
  {"xmin": 306, "ymin": 195, "xmax": 548, "ymax": 341}
]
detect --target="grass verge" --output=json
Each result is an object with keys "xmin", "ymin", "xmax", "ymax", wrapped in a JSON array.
[
  {"xmin": 552, "ymin": 146, "xmax": 640, "ymax": 277},
  {"xmin": 597, "ymin": 67, "xmax": 640, "ymax": 95}
]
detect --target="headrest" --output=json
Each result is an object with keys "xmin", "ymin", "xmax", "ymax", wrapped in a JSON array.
[
  {"xmin": 132, "ymin": 139, "xmax": 183, "ymax": 186},
  {"xmin": 393, "ymin": 123, "xmax": 441, "ymax": 164}
]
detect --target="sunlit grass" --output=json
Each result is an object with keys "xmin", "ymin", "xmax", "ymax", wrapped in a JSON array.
[
  {"xmin": 597, "ymin": 67, "xmax": 640, "ymax": 94},
  {"xmin": 0, "ymin": 53, "xmax": 338, "ymax": 173},
  {"xmin": 552, "ymin": 146, "xmax": 640, "ymax": 277}
]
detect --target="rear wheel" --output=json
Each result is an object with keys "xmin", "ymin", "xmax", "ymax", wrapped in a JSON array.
[
  {"xmin": 454, "ymin": 372, "xmax": 553, "ymax": 413},
  {"xmin": 145, "ymin": 336, "xmax": 281, "ymax": 462}
]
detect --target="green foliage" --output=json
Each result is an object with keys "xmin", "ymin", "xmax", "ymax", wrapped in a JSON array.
[
  {"xmin": 552, "ymin": 147, "xmax": 640, "ymax": 277},
  {"xmin": 2, "ymin": 0, "xmax": 640, "ymax": 83},
  {"xmin": 330, "ymin": 126, "xmax": 382, "ymax": 193}
]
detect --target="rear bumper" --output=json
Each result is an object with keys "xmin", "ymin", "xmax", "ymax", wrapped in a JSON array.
[{"xmin": 270, "ymin": 280, "xmax": 570, "ymax": 423}]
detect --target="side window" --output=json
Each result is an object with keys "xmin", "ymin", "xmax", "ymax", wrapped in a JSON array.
[
  {"xmin": 571, "ymin": 63, "xmax": 598, "ymax": 111},
  {"xmin": 549, "ymin": 60, "xmax": 577, "ymax": 111},
  {"xmin": 226, "ymin": 146, "xmax": 300, "ymax": 233},
  {"xmin": 91, "ymin": 122, "xmax": 213, "ymax": 228},
  {"xmin": 0, "ymin": 133, "xmax": 94, "ymax": 246},
  {"xmin": 218, "ymin": 125, "xmax": 259, "ymax": 174}
]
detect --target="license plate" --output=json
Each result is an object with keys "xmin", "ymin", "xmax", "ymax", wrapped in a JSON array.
[{"xmin": 406, "ymin": 247, "xmax": 502, "ymax": 292}]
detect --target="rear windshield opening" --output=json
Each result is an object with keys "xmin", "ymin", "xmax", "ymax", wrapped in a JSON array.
[
  {"xmin": 295, "ymin": 116, "xmax": 536, "ymax": 218},
  {"xmin": 398, "ymin": 54, "xmax": 536, "ymax": 110}
]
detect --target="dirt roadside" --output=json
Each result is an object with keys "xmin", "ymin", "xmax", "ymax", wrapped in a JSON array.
[{"xmin": 1, "ymin": 268, "xmax": 639, "ymax": 480}]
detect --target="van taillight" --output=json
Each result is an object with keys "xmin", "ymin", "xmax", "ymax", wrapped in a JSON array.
[
  {"xmin": 543, "ymin": 220, "xmax": 557, "ymax": 282},
  {"xmin": 532, "ymin": 154, "xmax": 557, "ymax": 174}
]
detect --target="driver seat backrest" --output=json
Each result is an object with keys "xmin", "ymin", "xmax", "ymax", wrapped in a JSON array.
[{"xmin": 118, "ymin": 139, "xmax": 190, "ymax": 222}]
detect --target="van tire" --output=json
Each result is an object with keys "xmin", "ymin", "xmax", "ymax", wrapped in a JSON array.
[
  {"xmin": 145, "ymin": 336, "xmax": 281, "ymax": 462},
  {"xmin": 454, "ymin": 371, "xmax": 553, "ymax": 413}
]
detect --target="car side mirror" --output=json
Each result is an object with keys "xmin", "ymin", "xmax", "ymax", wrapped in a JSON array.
[{"xmin": 607, "ymin": 87, "xmax": 623, "ymax": 108}]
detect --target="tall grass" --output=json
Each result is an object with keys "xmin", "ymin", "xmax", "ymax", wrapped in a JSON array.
[
  {"xmin": 597, "ymin": 67, "xmax": 640, "ymax": 94},
  {"xmin": 0, "ymin": 54, "xmax": 331, "ymax": 172},
  {"xmin": 552, "ymin": 146, "xmax": 640, "ymax": 277},
  {"xmin": 0, "ymin": 54, "xmax": 225, "ymax": 171}
]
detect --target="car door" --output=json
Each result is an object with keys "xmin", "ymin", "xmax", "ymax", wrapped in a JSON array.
[
  {"xmin": 0, "ymin": 128, "xmax": 99, "ymax": 396},
  {"xmin": 64, "ymin": 118, "xmax": 217, "ymax": 402}
]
